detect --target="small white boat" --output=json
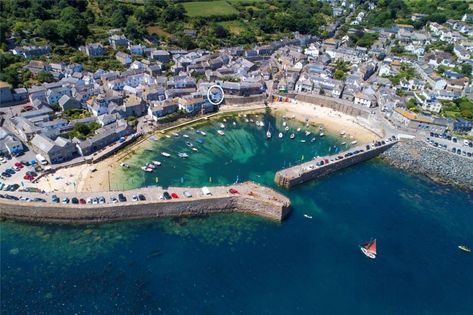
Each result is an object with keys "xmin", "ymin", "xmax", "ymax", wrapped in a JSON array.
[
  {"xmin": 290, "ymin": 133, "xmax": 295, "ymax": 139},
  {"xmin": 186, "ymin": 141, "xmax": 193, "ymax": 147},
  {"xmin": 250, "ymin": 119, "xmax": 254, "ymax": 123},
  {"xmin": 183, "ymin": 134, "xmax": 189, "ymax": 138},
  {"xmin": 161, "ymin": 152, "xmax": 171, "ymax": 157},
  {"xmin": 310, "ymin": 138, "xmax": 316, "ymax": 142},
  {"xmin": 285, "ymin": 126, "xmax": 289, "ymax": 131},
  {"xmin": 278, "ymin": 132, "xmax": 283, "ymax": 138},
  {"xmin": 178, "ymin": 153, "xmax": 189, "ymax": 159},
  {"xmin": 200, "ymin": 131, "xmax": 206, "ymax": 136},
  {"xmin": 233, "ymin": 121, "xmax": 236, "ymax": 126},
  {"xmin": 304, "ymin": 214, "xmax": 313, "ymax": 219},
  {"xmin": 220, "ymin": 123, "xmax": 225, "ymax": 129},
  {"xmin": 282, "ymin": 121, "xmax": 287, "ymax": 127},
  {"xmin": 301, "ymin": 140, "xmax": 306, "ymax": 143},
  {"xmin": 172, "ymin": 133, "xmax": 179, "ymax": 137},
  {"xmin": 297, "ymin": 127, "xmax": 301, "ymax": 132},
  {"xmin": 120, "ymin": 163, "xmax": 129, "ymax": 169},
  {"xmin": 351, "ymin": 141, "xmax": 358, "ymax": 145},
  {"xmin": 458, "ymin": 245, "xmax": 471, "ymax": 253},
  {"xmin": 223, "ymin": 118, "xmax": 227, "ymax": 122},
  {"xmin": 152, "ymin": 161, "xmax": 161, "ymax": 166},
  {"xmin": 305, "ymin": 131, "xmax": 311, "ymax": 136},
  {"xmin": 192, "ymin": 147, "xmax": 198, "ymax": 152},
  {"xmin": 217, "ymin": 130, "xmax": 225, "ymax": 136},
  {"xmin": 245, "ymin": 118, "xmax": 249, "ymax": 122},
  {"xmin": 147, "ymin": 163, "xmax": 156, "ymax": 169},
  {"xmin": 141, "ymin": 166, "xmax": 153, "ymax": 172},
  {"xmin": 341, "ymin": 142, "xmax": 347, "ymax": 145},
  {"xmin": 340, "ymin": 131, "xmax": 346, "ymax": 135},
  {"xmin": 319, "ymin": 133, "xmax": 325, "ymax": 137},
  {"xmin": 266, "ymin": 124, "xmax": 272, "ymax": 139},
  {"xmin": 165, "ymin": 135, "xmax": 171, "ymax": 138}
]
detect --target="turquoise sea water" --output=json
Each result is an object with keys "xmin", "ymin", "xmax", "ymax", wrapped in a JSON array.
[{"xmin": 2, "ymin": 113, "xmax": 473, "ymax": 314}]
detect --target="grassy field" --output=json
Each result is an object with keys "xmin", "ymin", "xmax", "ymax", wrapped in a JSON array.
[
  {"xmin": 182, "ymin": 1, "xmax": 239, "ymax": 17},
  {"xmin": 147, "ymin": 25, "xmax": 171, "ymax": 38}
]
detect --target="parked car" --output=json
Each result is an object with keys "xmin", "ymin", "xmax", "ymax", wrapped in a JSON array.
[
  {"xmin": 79, "ymin": 198, "xmax": 86, "ymax": 204},
  {"xmin": 118, "ymin": 193, "xmax": 127, "ymax": 202},
  {"xmin": 138, "ymin": 194, "xmax": 146, "ymax": 201},
  {"xmin": 52, "ymin": 195, "xmax": 59, "ymax": 203},
  {"xmin": 171, "ymin": 192, "xmax": 179, "ymax": 199},
  {"xmin": 229, "ymin": 188, "xmax": 239, "ymax": 194},
  {"xmin": 183, "ymin": 191, "xmax": 193, "ymax": 198},
  {"xmin": 71, "ymin": 197, "xmax": 79, "ymax": 204},
  {"xmin": 162, "ymin": 191, "xmax": 172, "ymax": 200},
  {"xmin": 62, "ymin": 197, "xmax": 70, "ymax": 204},
  {"xmin": 98, "ymin": 196, "xmax": 105, "ymax": 204},
  {"xmin": 110, "ymin": 196, "xmax": 118, "ymax": 203},
  {"xmin": 132, "ymin": 195, "xmax": 139, "ymax": 202}
]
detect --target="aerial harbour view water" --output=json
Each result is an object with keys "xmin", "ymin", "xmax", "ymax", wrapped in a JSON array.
[
  {"xmin": 2, "ymin": 0, "xmax": 473, "ymax": 313},
  {"xmin": 2, "ymin": 112, "xmax": 472, "ymax": 314}
]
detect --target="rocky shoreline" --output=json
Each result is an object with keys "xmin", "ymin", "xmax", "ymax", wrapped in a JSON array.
[{"xmin": 381, "ymin": 140, "xmax": 473, "ymax": 191}]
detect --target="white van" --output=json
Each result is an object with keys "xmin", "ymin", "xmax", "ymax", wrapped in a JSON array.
[
  {"xmin": 36, "ymin": 154, "xmax": 48, "ymax": 165},
  {"xmin": 201, "ymin": 186, "xmax": 211, "ymax": 196}
]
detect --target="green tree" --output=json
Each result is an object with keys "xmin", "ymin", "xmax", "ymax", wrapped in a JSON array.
[{"xmin": 36, "ymin": 71, "xmax": 54, "ymax": 83}]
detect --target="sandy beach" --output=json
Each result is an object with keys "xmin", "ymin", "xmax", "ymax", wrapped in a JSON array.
[
  {"xmin": 32, "ymin": 102, "xmax": 381, "ymax": 194},
  {"xmin": 270, "ymin": 101, "xmax": 381, "ymax": 144}
]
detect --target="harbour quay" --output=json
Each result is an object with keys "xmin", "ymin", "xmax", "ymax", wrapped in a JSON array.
[
  {"xmin": 275, "ymin": 137, "xmax": 398, "ymax": 189},
  {"xmin": 0, "ymin": 181, "xmax": 291, "ymax": 224}
]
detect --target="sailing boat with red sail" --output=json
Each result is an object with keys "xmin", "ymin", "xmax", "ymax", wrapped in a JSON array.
[{"xmin": 360, "ymin": 239, "xmax": 377, "ymax": 259}]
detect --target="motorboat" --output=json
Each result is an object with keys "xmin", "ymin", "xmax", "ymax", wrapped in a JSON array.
[
  {"xmin": 301, "ymin": 140, "xmax": 306, "ymax": 143},
  {"xmin": 183, "ymin": 134, "xmax": 189, "ymax": 138},
  {"xmin": 305, "ymin": 131, "xmax": 311, "ymax": 136},
  {"xmin": 360, "ymin": 239, "xmax": 377, "ymax": 259},
  {"xmin": 178, "ymin": 153, "xmax": 189, "ymax": 159},
  {"xmin": 172, "ymin": 133, "xmax": 179, "ymax": 137},
  {"xmin": 282, "ymin": 121, "xmax": 287, "ymax": 127},
  {"xmin": 165, "ymin": 135, "xmax": 171, "ymax": 138},
  {"xmin": 351, "ymin": 141, "xmax": 358, "ymax": 145},
  {"xmin": 223, "ymin": 118, "xmax": 227, "ymax": 122},
  {"xmin": 285, "ymin": 126, "xmax": 289, "ymax": 131},
  {"xmin": 278, "ymin": 132, "xmax": 283, "ymax": 139},
  {"xmin": 192, "ymin": 148, "xmax": 199, "ymax": 152},
  {"xmin": 186, "ymin": 141, "xmax": 193, "ymax": 147},
  {"xmin": 161, "ymin": 152, "xmax": 171, "ymax": 157},
  {"xmin": 458, "ymin": 245, "xmax": 471, "ymax": 253},
  {"xmin": 290, "ymin": 133, "xmax": 295, "ymax": 139},
  {"xmin": 297, "ymin": 127, "xmax": 301, "ymax": 132},
  {"xmin": 217, "ymin": 130, "xmax": 225, "ymax": 136},
  {"xmin": 319, "ymin": 132, "xmax": 325, "ymax": 137},
  {"xmin": 310, "ymin": 138, "xmax": 316, "ymax": 142},
  {"xmin": 147, "ymin": 163, "xmax": 156, "ymax": 169},
  {"xmin": 200, "ymin": 131, "xmax": 206, "ymax": 136},
  {"xmin": 303, "ymin": 214, "xmax": 312, "ymax": 219},
  {"xmin": 233, "ymin": 121, "xmax": 237, "ymax": 126},
  {"xmin": 152, "ymin": 161, "xmax": 161, "ymax": 166},
  {"xmin": 120, "ymin": 163, "xmax": 129, "ymax": 169},
  {"xmin": 266, "ymin": 124, "xmax": 271, "ymax": 139},
  {"xmin": 220, "ymin": 123, "xmax": 225, "ymax": 129}
]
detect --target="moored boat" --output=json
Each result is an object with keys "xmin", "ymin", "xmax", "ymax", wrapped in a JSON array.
[
  {"xmin": 458, "ymin": 245, "xmax": 471, "ymax": 253},
  {"xmin": 192, "ymin": 147, "xmax": 198, "ymax": 152},
  {"xmin": 278, "ymin": 132, "xmax": 283, "ymax": 138},
  {"xmin": 319, "ymin": 132, "xmax": 325, "ymax": 137},
  {"xmin": 310, "ymin": 137, "xmax": 316, "ymax": 142},
  {"xmin": 186, "ymin": 141, "xmax": 193, "ymax": 147},
  {"xmin": 351, "ymin": 140, "xmax": 358, "ymax": 145},
  {"xmin": 183, "ymin": 134, "xmax": 189, "ymax": 138},
  {"xmin": 266, "ymin": 124, "xmax": 272, "ymax": 139},
  {"xmin": 305, "ymin": 131, "xmax": 311, "ymax": 136},
  {"xmin": 297, "ymin": 127, "xmax": 301, "ymax": 132},
  {"xmin": 152, "ymin": 161, "xmax": 161, "ymax": 166},
  {"xmin": 304, "ymin": 214, "xmax": 313, "ymax": 219},
  {"xmin": 178, "ymin": 152, "xmax": 189, "ymax": 159},
  {"xmin": 161, "ymin": 152, "xmax": 171, "ymax": 157},
  {"xmin": 217, "ymin": 130, "xmax": 225, "ymax": 136},
  {"xmin": 301, "ymin": 139, "xmax": 306, "ymax": 143},
  {"xmin": 290, "ymin": 133, "xmax": 295, "ymax": 139},
  {"xmin": 285, "ymin": 126, "xmax": 289, "ymax": 131},
  {"xmin": 220, "ymin": 123, "xmax": 225, "ymax": 129},
  {"xmin": 360, "ymin": 239, "xmax": 377, "ymax": 259}
]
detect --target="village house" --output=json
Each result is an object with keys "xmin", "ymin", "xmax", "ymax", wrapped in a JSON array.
[{"xmin": 30, "ymin": 134, "xmax": 78, "ymax": 164}]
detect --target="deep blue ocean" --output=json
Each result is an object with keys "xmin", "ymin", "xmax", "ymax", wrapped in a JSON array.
[{"xmin": 2, "ymin": 113, "xmax": 472, "ymax": 314}]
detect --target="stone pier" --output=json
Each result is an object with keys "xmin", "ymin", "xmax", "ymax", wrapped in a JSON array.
[
  {"xmin": 0, "ymin": 181, "xmax": 291, "ymax": 224},
  {"xmin": 275, "ymin": 139, "xmax": 398, "ymax": 189}
]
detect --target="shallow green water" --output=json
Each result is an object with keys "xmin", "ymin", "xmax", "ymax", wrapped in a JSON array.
[{"xmin": 1, "ymin": 113, "xmax": 472, "ymax": 314}]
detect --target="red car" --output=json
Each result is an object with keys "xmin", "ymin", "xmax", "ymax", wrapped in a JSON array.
[
  {"xmin": 23, "ymin": 174, "xmax": 33, "ymax": 181},
  {"xmin": 171, "ymin": 192, "xmax": 179, "ymax": 199},
  {"xmin": 229, "ymin": 188, "xmax": 240, "ymax": 194},
  {"xmin": 14, "ymin": 162, "xmax": 24, "ymax": 168},
  {"xmin": 79, "ymin": 198, "xmax": 86, "ymax": 204}
]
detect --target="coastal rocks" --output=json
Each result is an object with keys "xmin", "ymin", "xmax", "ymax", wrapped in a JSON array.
[{"xmin": 381, "ymin": 140, "xmax": 473, "ymax": 191}]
